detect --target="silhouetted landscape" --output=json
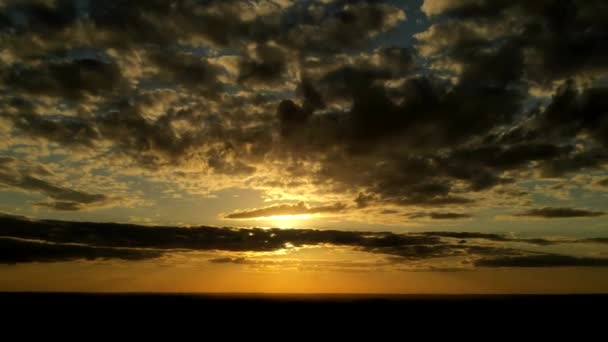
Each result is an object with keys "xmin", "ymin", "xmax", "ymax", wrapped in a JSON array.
[{"xmin": 1, "ymin": 0, "xmax": 607, "ymax": 300}]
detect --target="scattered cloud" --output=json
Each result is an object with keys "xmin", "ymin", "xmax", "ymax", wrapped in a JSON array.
[
  {"xmin": 1, "ymin": 214, "xmax": 607, "ymax": 268},
  {"xmin": 515, "ymin": 207, "xmax": 605, "ymax": 219},
  {"xmin": 224, "ymin": 202, "xmax": 347, "ymax": 219},
  {"xmin": 0, "ymin": 0, "xmax": 607, "ymax": 226},
  {"xmin": 476, "ymin": 255, "xmax": 608, "ymax": 268},
  {"xmin": 0, "ymin": 158, "xmax": 112, "ymax": 211},
  {"xmin": 0, "ymin": 237, "xmax": 161, "ymax": 264},
  {"xmin": 408, "ymin": 212, "xmax": 473, "ymax": 220},
  {"xmin": 209, "ymin": 257, "xmax": 249, "ymax": 265}
]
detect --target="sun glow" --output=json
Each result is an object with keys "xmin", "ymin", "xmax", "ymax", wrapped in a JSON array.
[{"xmin": 264, "ymin": 214, "xmax": 313, "ymax": 228}]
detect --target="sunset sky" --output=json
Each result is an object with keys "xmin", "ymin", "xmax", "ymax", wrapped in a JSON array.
[{"xmin": 1, "ymin": 0, "xmax": 608, "ymax": 293}]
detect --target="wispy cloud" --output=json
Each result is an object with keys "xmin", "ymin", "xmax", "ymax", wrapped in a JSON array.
[
  {"xmin": 2, "ymin": 214, "xmax": 608, "ymax": 269},
  {"xmin": 408, "ymin": 212, "xmax": 473, "ymax": 220},
  {"xmin": 515, "ymin": 207, "xmax": 605, "ymax": 219},
  {"xmin": 0, "ymin": 158, "xmax": 112, "ymax": 211},
  {"xmin": 224, "ymin": 202, "xmax": 347, "ymax": 219}
]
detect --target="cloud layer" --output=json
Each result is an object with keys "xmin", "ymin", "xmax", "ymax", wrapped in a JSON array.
[
  {"xmin": 225, "ymin": 202, "xmax": 347, "ymax": 219},
  {"xmin": 0, "ymin": 0, "xmax": 605, "ymax": 233},
  {"xmin": 516, "ymin": 207, "xmax": 605, "ymax": 219},
  {"xmin": 2, "ymin": 214, "xmax": 608, "ymax": 268}
]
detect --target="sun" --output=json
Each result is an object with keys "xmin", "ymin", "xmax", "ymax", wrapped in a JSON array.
[{"xmin": 264, "ymin": 214, "xmax": 313, "ymax": 228}]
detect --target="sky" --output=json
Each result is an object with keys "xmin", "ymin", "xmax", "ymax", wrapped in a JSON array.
[{"xmin": 1, "ymin": 0, "xmax": 608, "ymax": 293}]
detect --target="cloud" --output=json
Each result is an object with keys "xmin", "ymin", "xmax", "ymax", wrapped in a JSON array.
[
  {"xmin": 1, "ymin": 214, "xmax": 607, "ymax": 267},
  {"xmin": 237, "ymin": 43, "xmax": 288, "ymax": 88},
  {"xmin": 209, "ymin": 257, "xmax": 249, "ymax": 265},
  {"xmin": 0, "ymin": 159, "xmax": 111, "ymax": 211},
  {"xmin": 354, "ymin": 193, "xmax": 375, "ymax": 209},
  {"xmin": 597, "ymin": 178, "xmax": 608, "ymax": 187},
  {"xmin": 282, "ymin": 1, "xmax": 406, "ymax": 53},
  {"xmin": 33, "ymin": 201, "xmax": 93, "ymax": 212},
  {"xmin": 4, "ymin": 53, "xmax": 124, "ymax": 99},
  {"xmin": 408, "ymin": 212, "xmax": 472, "ymax": 220},
  {"xmin": 4, "ymin": 110, "xmax": 99, "ymax": 148},
  {"xmin": 18, "ymin": 176, "xmax": 107, "ymax": 205},
  {"xmin": 418, "ymin": 0, "xmax": 608, "ymax": 82},
  {"xmin": 146, "ymin": 50, "xmax": 223, "ymax": 92},
  {"xmin": 515, "ymin": 207, "xmax": 605, "ymax": 219},
  {"xmin": 224, "ymin": 202, "xmax": 347, "ymax": 219},
  {"xmin": 583, "ymin": 238, "xmax": 608, "ymax": 244},
  {"xmin": 0, "ymin": 0, "xmax": 607, "ymax": 217},
  {"xmin": 420, "ymin": 232, "xmax": 559, "ymax": 246},
  {"xmin": 0, "ymin": 237, "xmax": 161, "ymax": 264},
  {"xmin": 475, "ymin": 255, "xmax": 608, "ymax": 268}
]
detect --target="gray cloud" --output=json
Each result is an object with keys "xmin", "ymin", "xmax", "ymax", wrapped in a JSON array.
[
  {"xmin": 237, "ymin": 43, "xmax": 287, "ymax": 88},
  {"xmin": 475, "ymin": 255, "xmax": 608, "ymax": 268},
  {"xmin": 281, "ymin": 1, "xmax": 406, "ymax": 53},
  {"xmin": 4, "ymin": 108, "xmax": 98, "ymax": 148},
  {"xmin": 0, "ymin": 159, "xmax": 110, "ymax": 211},
  {"xmin": 583, "ymin": 238, "xmax": 608, "ymax": 244},
  {"xmin": 515, "ymin": 207, "xmax": 605, "ymax": 219},
  {"xmin": 4, "ymin": 53, "xmax": 124, "ymax": 100},
  {"xmin": 0, "ymin": 237, "xmax": 161, "ymax": 264},
  {"xmin": 225, "ymin": 202, "xmax": 347, "ymax": 219},
  {"xmin": 1, "ymin": 214, "xmax": 607, "ymax": 267},
  {"xmin": 33, "ymin": 201, "xmax": 92, "ymax": 212},
  {"xmin": 0, "ymin": 0, "xmax": 607, "ymax": 213},
  {"xmin": 408, "ymin": 212, "xmax": 473, "ymax": 220},
  {"xmin": 419, "ymin": 0, "xmax": 608, "ymax": 83},
  {"xmin": 420, "ymin": 232, "xmax": 560, "ymax": 246},
  {"xmin": 209, "ymin": 257, "xmax": 248, "ymax": 265},
  {"xmin": 146, "ymin": 50, "xmax": 223, "ymax": 92},
  {"xmin": 355, "ymin": 193, "xmax": 375, "ymax": 209}
]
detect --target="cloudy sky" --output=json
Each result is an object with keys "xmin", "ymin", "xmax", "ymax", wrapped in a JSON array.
[{"xmin": 1, "ymin": 0, "xmax": 608, "ymax": 293}]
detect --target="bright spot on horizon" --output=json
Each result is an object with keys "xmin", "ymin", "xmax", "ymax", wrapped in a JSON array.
[{"xmin": 264, "ymin": 214, "xmax": 313, "ymax": 228}]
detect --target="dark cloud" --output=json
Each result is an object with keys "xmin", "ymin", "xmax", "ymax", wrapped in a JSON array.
[
  {"xmin": 475, "ymin": 255, "xmax": 608, "ymax": 268},
  {"xmin": 0, "ymin": 0, "xmax": 607, "ymax": 213},
  {"xmin": 209, "ymin": 257, "xmax": 248, "ymax": 265},
  {"xmin": 420, "ymin": 0, "xmax": 608, "ymax": 83},
  {"xmin": 33, "ymin": 201, "xmax": 91, "ymax": 212},
  {"xmin": 277, "ymin": 99, "xmax": 314, "ymax": 139},
  {"xmin": 281, "ymin": 1, "xmax": 406, "ymax": 53},
  {"xmin": 273, "ymin": 45, "xmax": 533, "ymax": 205},
  {"xmin": 539, "ymin": 148, "xmax": 608, "ymax": 178},
  {"xmin": 238, "ymin": 43, "xmax": 287, "ymax": 87},
  {"xmin": 0, "ymin": 159, "xmax": 110, "ymax": 211},
  {"xmin": 225, "ymin": 202, "xmax": 347, "ymax": 219},
  {"xmin": 17, "ymin": 176, "xmax": 106, "ymax": 205},
  {"xmin": 355, "ymin": 193, "xmax": 375, "ymax": 209},
  {"xmin": 515, "ymin": 207, "xmax": 605, "ymax": 219},
  {"xmin": 6, "ymin": 111, "xmax": 99, "ymax": 148},
  {"xmin": 0, "ymin": 0, "xmax": 77, "ymax": 35},
  {"xmin": 147, "ymin": 50, "xmax": 222, "ymax": 93},
  {"xmin": 409, "ymin": 212, "xmax": 472, "ymax": 220},
  {"xmin": 1, "ymin": 214, "xmax": 606, "ymax": 266},
  {"xmin": 4, "ymin": 53, "xmax": 123, "ymax": 99},
  {"xmin": 583, "ymin": 238, "xmax": 608, "ymax": 244},
  {"xmin": 0, "ymin": 237, "xmax": 161, "ymax": 264},
  {"xmin": 528, "ymin": 83, "xmax": 608, "ymax": 177},
  {"xmin": 597, "ymin": 178, "xmax": 608, "ymax": 187},
  {"xmin": 381, "ymin": 209, "xmax": 400, "ymax": 215},
  {"xmin": 401, "ymin": 0, "xmax": 608, "ymax": 185},
  {"xmin": 420, "ymin": 232, "xmax": 559, "ymax": 246},
  {"xmin": 61, "ymin": 0, "xmax": 280, "ymax": 49},
  {"xmin": 0, "ymin": 214, "xmax": 442, "ymax": 257}
]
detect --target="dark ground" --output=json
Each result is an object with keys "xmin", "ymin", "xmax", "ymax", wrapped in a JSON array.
[
  {"xmin": 2, "ymin": 293, "xmax": 605, "ymax": 333},
  {"xmin": 2, "ymin": 292, "xmax": 607, "ymax": 312}
]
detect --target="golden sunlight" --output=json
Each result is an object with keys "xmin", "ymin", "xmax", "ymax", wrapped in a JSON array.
[{"xmin": 265, "ymin": 214, "xmax": 313, "ymax": 228}]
